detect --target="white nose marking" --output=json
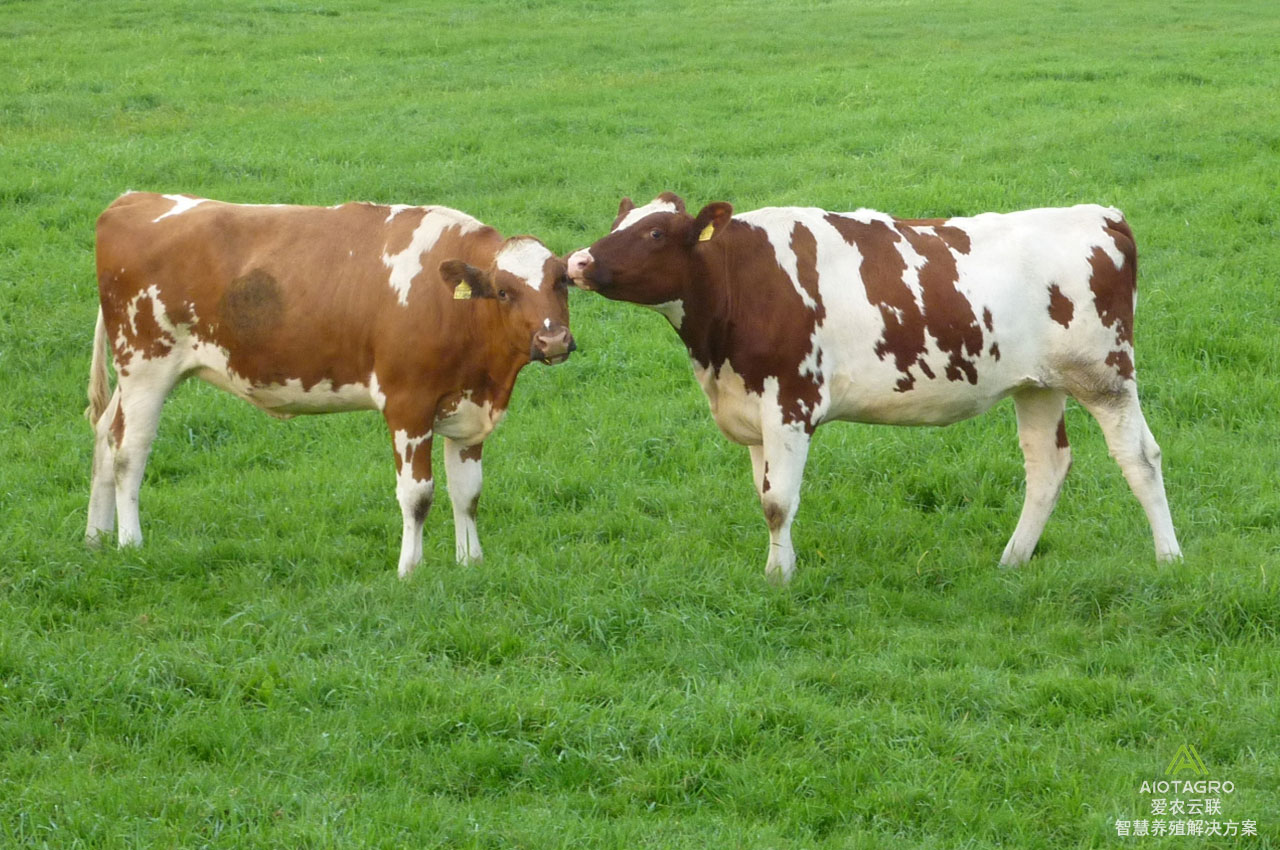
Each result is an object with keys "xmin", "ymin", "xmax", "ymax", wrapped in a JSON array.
[
  {"xmin": 544, "ymin": 318, "xmax": 551, "ymax": 329},
  {"xmin": 567, "ymin": 249, "xmax": 591, "ymax": 280}
]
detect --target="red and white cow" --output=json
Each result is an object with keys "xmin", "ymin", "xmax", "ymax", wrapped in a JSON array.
[
  {"xmin": 567, "ymin": 193, "xmax": 1181, "ymax": 583},
  {"xmin": 86, "ymin": 192, "xmax": 574, "ymax": 577}
]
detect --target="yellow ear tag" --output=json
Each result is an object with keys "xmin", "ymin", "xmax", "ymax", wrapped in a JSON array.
[
  {"xmin": 698, "ymin": 223, "xmax": 716, "ymax": 242},
  {"xmin": 453, "ymin": 282, "xmax": 472, "ymax": 300}
]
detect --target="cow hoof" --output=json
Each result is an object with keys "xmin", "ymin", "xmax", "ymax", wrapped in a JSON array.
[
  {"xmin": 765, "ymin": 563, "xmax": 795, "ymax": 586},
  {"xmin": 998, "ymin": 544, "xmax": 1031, "ymax": 568}
]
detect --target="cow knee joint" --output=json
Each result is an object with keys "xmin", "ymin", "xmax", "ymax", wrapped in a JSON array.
[{"xmin": 763, "ymin": 500, "xmax": 787, "ymax": 532}]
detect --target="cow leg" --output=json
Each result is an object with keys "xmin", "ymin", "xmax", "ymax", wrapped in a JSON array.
[
  {"xmin": 1079, "ymin": 388, "xmax": 1182, "ymax": 562},
  {"xmin": 387, "ymin": 416, "xmax": 435, "ymax": 579},
  {"xmin": 112, "ymin": 365, "xmax": 180, "ymax": 547},
  {"xmin": 86, "ymin": 387, "xmax": 122, "ymax": 544},
  {"xmin": 444, "ymin": 437, "xmax": 483, "ymax": 565},
  {"xmin": 748, "ymin": 444, "xmax": 767, "ymax": 495},
  {"xmin": 1001, "ymin": 388, "xmax": 1072, "ymax": 566},
  {"xmin": 757, "ymin": 423, "xmax": 812, "ymax": 585}
]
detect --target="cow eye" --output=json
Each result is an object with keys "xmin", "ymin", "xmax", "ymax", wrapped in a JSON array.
[
  {"xmin": 649, "ymin": 229, "xmax": 663, "ymax": 241},
  {"xmin": 498, "ymin": 289, "xmax": 509, "ymax": 301}
]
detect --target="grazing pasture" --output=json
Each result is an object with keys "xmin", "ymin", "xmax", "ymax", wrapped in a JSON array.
[{"xmin": 2, "ymin": 0, "xmax": 1277, "ymax": 847}]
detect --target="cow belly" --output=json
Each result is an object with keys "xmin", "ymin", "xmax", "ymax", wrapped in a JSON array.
[
  {"xmin": 813, "ymin": 301, "xmax": 1035, "ymax": 427},
  {"xmin": 825, "ymin": 370, "xmax": 1016, "ymax": 426},
  {"xmin": 188, "ymin": 342, "xmax": 376, "ymax": 417},
  {"xmin": 193, "ymin": 365, "xmax": 376, "ymax": 417}
]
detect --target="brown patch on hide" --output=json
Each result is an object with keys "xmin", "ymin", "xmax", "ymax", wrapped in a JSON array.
[
  {"xmin": 895, "ymin": 224, "xmax": 984, "ymax": 385},
  {"xmin": 1047, "ymin": 284, "xmax": 1075, "ymax": 328}
]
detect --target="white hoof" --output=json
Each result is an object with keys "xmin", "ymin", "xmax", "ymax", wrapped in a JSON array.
[{"xmin": 765, "ymin": 557, "xmax": 795, "ymax": 586}]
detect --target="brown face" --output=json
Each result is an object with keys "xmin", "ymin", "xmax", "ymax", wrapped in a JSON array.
[
  {"xmin": 440, "ymin": 237, "xmax": 575, "ymax": 364},
  {"xmin": 566, "ymin": 193, "xmax": 733, "ymax": 307}
]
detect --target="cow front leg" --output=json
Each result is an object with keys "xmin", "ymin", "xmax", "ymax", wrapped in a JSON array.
[
  {"xmin": 444, "ymin": 437, "xmax": 483, "ymax": 565},
  {"xmin": 388, "ymin": 420, "xmax": 435, "ymax": 579},
  {"xmin": 757, "ymin": 423, "xmax": 812, "ymax": 585}
]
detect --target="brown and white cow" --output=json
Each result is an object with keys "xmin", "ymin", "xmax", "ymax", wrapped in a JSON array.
[
  {"xmin": 86, "ymin": 192, "xmax": 574, "ymax": 577},
  {"xmin": 567, "ymin": 193, "xmax": 1181, "ymax": 583}
]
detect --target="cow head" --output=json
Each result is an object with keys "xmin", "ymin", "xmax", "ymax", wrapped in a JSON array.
[
  {"xmin": 565, "ymin": 193, "xmax": 734, "ymax": 307},
  {"xmin": 440, "ymin": 237, "xmax": 575, "ymax": 365}
]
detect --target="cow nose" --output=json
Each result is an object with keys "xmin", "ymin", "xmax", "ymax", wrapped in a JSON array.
[
  {"xmin": 532, "ymin": 325, "xmax": 575, "ymax": 364},
  {"xmin": 566, "ymin": 250, "xmax": 591, "ymax": 284}
]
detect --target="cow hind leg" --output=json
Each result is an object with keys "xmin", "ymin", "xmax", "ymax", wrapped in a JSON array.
[
  {"xmin": 1001, "ymin": 388, "xmax": 1072, "ymax": 566},
  {"xmin": 444, "ymin": 437, "xmax": 483, "ymax": 565},
  {"xmin": 86, "ymin": 387, "xmax": 123, "ymax": 544},
  {"xmin": 1078, "ymin": 387, "xmax": 1181, "ymax": 562},
  {"xmin": 112, "ymin": 366, "xmax": 181, "ymax": 547}
]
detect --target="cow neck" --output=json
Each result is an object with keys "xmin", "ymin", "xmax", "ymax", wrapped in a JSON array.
[
  {"xmin": 676, "ymin": 221, "xmax": 746, "ymax": 372},
  {"xmin": 473, "ymin": 239, "xmax": 525, "ymax": 378},
  {"xmin": 456, "ymin": 299, "xmax": 527, "ymax": 402},
  {"xmin": 439, "ymin": 237, "xmax": 525, "ymax": 403}
]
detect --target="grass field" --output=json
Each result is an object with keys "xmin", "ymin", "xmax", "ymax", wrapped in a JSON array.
[{"xmin": 3, "ymin": 0, "xmax": 1279, "ymax": 846}]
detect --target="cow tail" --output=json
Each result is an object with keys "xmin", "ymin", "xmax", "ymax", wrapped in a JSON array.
[{"xmin": 85, "ymin": 307, "xmax": 111, "ymax": 426}]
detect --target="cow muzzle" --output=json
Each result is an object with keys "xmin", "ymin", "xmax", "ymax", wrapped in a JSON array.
[
  {"xmin": 566, "ymin": 249, "xmax": 599, "ymax": 290},
  {"xmin": 531, "ymin": 324, "xmax": 576, "ymax": 365}
]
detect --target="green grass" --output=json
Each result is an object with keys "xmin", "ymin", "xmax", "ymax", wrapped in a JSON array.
[{"xmin": 3, "ymin": 0, "xmax": 1279, "ymax": 847}]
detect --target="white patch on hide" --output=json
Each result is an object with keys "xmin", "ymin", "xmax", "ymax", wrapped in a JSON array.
[
  {"xmin": 614, "ymin": 198, "xmax": 680, "ymax": 232},
  {"xmin": 647, "ymin": 299, "xmax": 686, "ymax": 329},
  {"xmin": 496, "ymin": 239, "xmax": 553, "ymax": 290},
  {"xmin": 382, "ymin": 207, "xmax": 483, "ymax": 306},
  {"xmin": 152, "ymin": 195, "xmax": 209, "ymax": 222}
]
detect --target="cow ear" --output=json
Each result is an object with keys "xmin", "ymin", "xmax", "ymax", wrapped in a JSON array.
[
  {"xmin": 611, "ymin": 197, "xmax": 636, "ymax": 230},
  {"xmin": 688, "ymin": 202, "xmax": 734, "ymax": 245},
  {"xmin": 439, "ymin": 260, "xmax": 494, "ymax": 300}
]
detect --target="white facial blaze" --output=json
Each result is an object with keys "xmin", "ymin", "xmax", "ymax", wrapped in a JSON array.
[
  {"xmin": 496, "ymin": 239, "xmax": 553, "ymax": 291},
  {"xmin": 613, "ymin": 198, "xmax": 680, "ymax": 232},
  {"xmin": 382, "ymin": 207, "xmax": 483, "ymax": 306},
  {"xmin": 152, "ymin": 195, "xmax": 209, "ymax": 222}
]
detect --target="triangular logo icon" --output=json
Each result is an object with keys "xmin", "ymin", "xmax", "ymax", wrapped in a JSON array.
[{"xmin": 1165, "ymin": 743, "xmax": 1208, "ymax": 777}]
